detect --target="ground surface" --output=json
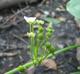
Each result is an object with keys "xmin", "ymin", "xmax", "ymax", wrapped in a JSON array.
[{"xmin": 0, "ymin": 0, "xmax": 80, "ymax": 74}]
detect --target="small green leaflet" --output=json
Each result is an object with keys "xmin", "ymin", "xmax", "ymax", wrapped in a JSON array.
[
  {"xmin": 67, "ymin": 0, "xmax": 80, "ymax": 19},
  {"xmin": 42, "ymin": 17, "xmax": 62, "ymax": 25}
]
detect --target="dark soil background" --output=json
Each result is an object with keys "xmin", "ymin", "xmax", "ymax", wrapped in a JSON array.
[{"xmin": 0, "ymin": 0, "xmax": 80, "ymax": 74}]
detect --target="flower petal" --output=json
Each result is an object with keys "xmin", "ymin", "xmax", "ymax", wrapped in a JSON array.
[{"xmin": 24, "ymin": 16, "xmax": 36, "ymax": 22}]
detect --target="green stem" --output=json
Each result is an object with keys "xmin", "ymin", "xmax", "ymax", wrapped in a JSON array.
[
  {"xmin": 30, "ymin": 24, "xmax": 35, "ymax": 58},
  {"xmin": 33, "ymin": 38, "xmax": 40, "ymax": 65},
  {"xmin": 5, "ymin": 45, "xmax": 80, "ymax": 74},
  {"xmin": 32, "ymin": 24, "xmax": 35, "ymax": 59},
  {"xmin": 34, "ymin": 46, "xmax": 38, "ymax": 60},
  {"xmin": 54, "ymin": 45, "xmax": 80, "ymax": 55},
  {"xmin": 30, "ymin": 24, "xmax": 33, "ymax": 57}
]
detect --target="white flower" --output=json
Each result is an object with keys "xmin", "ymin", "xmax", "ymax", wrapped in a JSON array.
[{"xmin": 24, "ymin": 16, "xmax": 36, "ymax": 24}]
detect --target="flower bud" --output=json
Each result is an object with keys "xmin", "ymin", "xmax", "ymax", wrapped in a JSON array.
[
  {"xmin": 46, "ymin": 32, "xmax": 52, "ymax": 39},
  {"xmin": 47, "ymin": 28, "xmax": 53, "ymax": 33},
  {"xmin": 48, "ymin": 46, "xmax": 55, "ymax": 54},
  {"xmin": 45, "ymin": 42, "xmax": 51, "ymax": 49},
  {"xmin": 45, "ymin": 42, "xmax": 55, "ymax": 53},
  {"xmin": 38, "ymin": 26, "xmax": 44, "ymax": 32},
  {"xmin": 27, "ymin": 32, "xmax": 35, "ymax": 38},
  {"xmin": 37, "ymin": 33, "xmax": 43, "ymax": 40},
  {"xmin": 36, "ymin": 20, "xmax": 44, "ymax": 25}
]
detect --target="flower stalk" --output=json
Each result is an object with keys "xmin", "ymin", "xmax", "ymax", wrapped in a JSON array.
[{"xmin": 5, "ymin": 16, "xmax": 80, "ymax": 74}]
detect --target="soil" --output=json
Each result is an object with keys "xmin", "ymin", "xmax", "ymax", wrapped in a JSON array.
[{"xmin": 0, "ymin": 0, "xmax": 80, "ymax": 74}]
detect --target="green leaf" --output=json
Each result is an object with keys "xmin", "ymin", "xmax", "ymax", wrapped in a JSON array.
[
  {"xmin": 67, "ymin": 0, "xmax": 80, "ymax": 19},
  {"xmin": 70, "ymin": 71, "xmax": 80, "ymax": 74},
  {"xmin": 78, "ymin": 66, "xmax": 80, "ymax": 70}
]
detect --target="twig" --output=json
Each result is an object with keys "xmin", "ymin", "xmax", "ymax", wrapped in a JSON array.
[
  {"xmin": 0, "ymin": 52, "xmax": 19, "ymax": 57},
  {"xmin": 2, "ymin": 6, "xmax": 29, "ymax": 26},
  {"xmin": 11, "ymin": 33, "xmax": 28, "ymax": 45}
]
